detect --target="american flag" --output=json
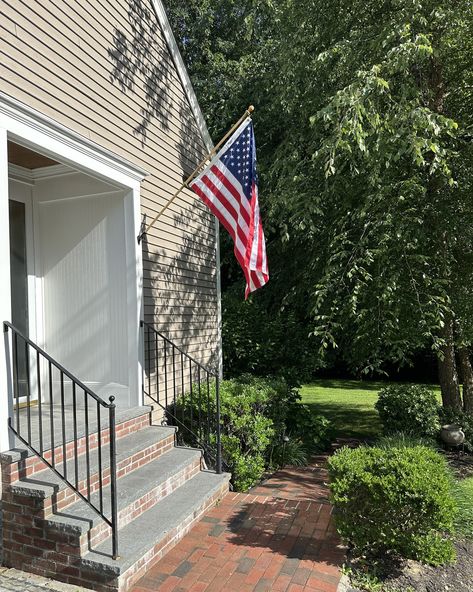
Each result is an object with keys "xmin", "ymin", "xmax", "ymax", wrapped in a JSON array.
[{"xmin": 190, "ymin": 119, "xmax": 269, "ymax": 298}]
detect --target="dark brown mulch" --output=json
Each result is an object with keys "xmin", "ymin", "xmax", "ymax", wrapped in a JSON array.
[
  {"xmin": 386, "ymin": 539, "xmax": 473, "ymax": 592},
  {"xmin": 348, "ymin": 540, "xmax": 473, "ymax": 592},
  {"xmin": 445, "ymin": 450, "xmax": 473, "ymax": 479}
]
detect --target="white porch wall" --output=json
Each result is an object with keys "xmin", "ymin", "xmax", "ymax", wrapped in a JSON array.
[{"xmin": 35, "ymin": 172, "xmax": 131, "ymax": 405}]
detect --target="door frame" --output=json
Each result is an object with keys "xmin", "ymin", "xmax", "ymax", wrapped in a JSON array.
[
  {"xmin": 0, "ymin": 93, "xmax": 148, "ymax": 451},
  {"xmin": 8, "ymin": 179, "xmax": 39, "ymax": 406}
]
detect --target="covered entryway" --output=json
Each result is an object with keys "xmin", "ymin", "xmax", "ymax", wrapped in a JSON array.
[
  {"xmin": 0, "ymin": 107, "xmax": 145, "ymax": 454},
  {"xmin": 7, "ymin": 143, "xmax": 135, "ymax": 407}
]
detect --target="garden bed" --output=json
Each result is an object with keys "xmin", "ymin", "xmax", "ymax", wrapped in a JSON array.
[{"xmin": 347, "ymin": 539, "xmax": 473, "ymax": 592}]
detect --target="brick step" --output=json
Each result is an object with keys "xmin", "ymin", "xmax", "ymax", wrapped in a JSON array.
[
  {"xmin": 76, "ymin": 471, "xmax": 230, "ymax": 592},
  {"xmin": 6, "ymin": 425, "xmax": 176, "ymax": 515},
  {"xmin": 1, "ymin": 406, "xmax": 152, "ymax": 483},
  {"xmin": 43, "ymin": 446, "xmax": 203, "ymax": 551}
]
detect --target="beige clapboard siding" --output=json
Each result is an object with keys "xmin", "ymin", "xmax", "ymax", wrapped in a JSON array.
[
  {"xmin": 9, "ymin": 0, "xmax": 193, "ymax": 120},
  {"xmin": 2, "ymin": 2, "xmax": 207, "ymax": 166},
  {"xmin": 0, "ymin": 32, "xmax": 201, "ymax": 178},
  {"xmin": 0, "ymin": 0, "xmax": 219, "ymax": 369}
]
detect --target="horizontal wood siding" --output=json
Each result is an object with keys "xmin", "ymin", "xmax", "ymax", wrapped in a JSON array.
[{"xmin": 0, "ymin": 0, "xmax": 219, "ymax": 370}]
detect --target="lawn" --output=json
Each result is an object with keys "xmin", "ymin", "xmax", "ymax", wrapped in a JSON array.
[
  {"xmin": 300, "ymin": 379, "xmax": 441, "ymax": 440},
  {"xmin": 454, "ymin": 477, "xmax": 473, "ymax": 540},
  {"xmin": 300, "ymin": 379, "xmax": 383, "ymax": 440}
]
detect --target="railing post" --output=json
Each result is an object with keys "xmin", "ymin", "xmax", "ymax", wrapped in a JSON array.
[
  {"xmin": 215, "ymin": 375, "xmax": 222, "ymax": 474},
  {"xmin": 109, "ymin": 396, "xmax": 119, "ymax": 559}
]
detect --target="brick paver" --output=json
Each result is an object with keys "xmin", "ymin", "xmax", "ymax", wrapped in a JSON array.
[{"xmin": 131, "ymin": 455, "xmax": 345, "ymax": 592}]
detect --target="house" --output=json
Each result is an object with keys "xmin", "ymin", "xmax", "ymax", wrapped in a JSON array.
[{"xmin": 0, "ymin": 1, "xmax": 228, "ymax": 590}]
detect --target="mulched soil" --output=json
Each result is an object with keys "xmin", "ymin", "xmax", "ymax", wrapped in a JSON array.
[
  {"xmin": 348, "ymin": 540, "xmax": 473, "ymax": 592},
  {"xmin": 385, "ymin": 539, "xmax": 473, "ymax": 592},
  {"xmin": 445, "ymin": 450, "xmax": 473, "ymax": 479}
]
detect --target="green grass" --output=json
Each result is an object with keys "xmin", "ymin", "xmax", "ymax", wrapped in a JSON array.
[
  {"xmin": 299, "ymin": 379, "xmax": 441, "ymax": 440},
  {"xmin": 454, "ymin": 477, "xmax": 473, "ymax": 540},
  {"xmin": 299, "ymin": 379, "xmax": 383, "ymax": 440}
]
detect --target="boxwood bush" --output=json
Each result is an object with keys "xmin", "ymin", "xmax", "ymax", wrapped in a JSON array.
[
  {"xmin": 168, "ymin": 375, "xmax": 331, "ymax": 491},
  {"xmin": 375, "ymin": 384, "xmax": 440, "ymax": 437},
  {"xmin": 328, "ymin": 438, "xmax": 457, "ymax": 565}
]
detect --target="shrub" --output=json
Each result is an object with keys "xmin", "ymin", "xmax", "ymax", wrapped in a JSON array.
[
  {"xmin": 169, "ymin": 375, "xmax": 330, "ymax": 490},
  {"xmin": 375, "ymin": 384, "xmax": 440, "ymax": 437},
  {"xmin": 328, "ymin": 438, "xmax": 457, "ymax": 565},
  {"xmin": 269, "ymin": 438, "xmax": 308, "ymax": 468}
]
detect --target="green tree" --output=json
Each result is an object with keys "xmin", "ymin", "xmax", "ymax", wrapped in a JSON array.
[{"xmin": 165, "ymin": 0, "xmax": 473, "ymax": 409}]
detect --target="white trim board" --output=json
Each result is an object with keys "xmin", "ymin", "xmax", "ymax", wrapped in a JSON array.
[{"xmin": 0, "ymin": 92, "xmax": 148, "ymax": 188}]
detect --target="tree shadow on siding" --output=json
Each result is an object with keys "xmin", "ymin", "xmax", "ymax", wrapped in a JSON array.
[
  {"xmin": 107, "ymin": 0, "xmax": 173, "ymax": 144},
  {"xmin": 141, "ymin": 207, "xmax": 219, "ymax": 371}
]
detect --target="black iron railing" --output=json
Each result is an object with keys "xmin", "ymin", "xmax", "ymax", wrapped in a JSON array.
[
  {"xmin": 3, "ymin": 321, "xmax": 119, "ymax": 559},
  {"xmin": 141, "ymin": 321, "xmax": 223, "ymax": 473}
]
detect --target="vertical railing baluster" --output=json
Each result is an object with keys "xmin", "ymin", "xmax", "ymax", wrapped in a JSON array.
[
  {"xmin": 109, "ymin": 396, "xmax": 118, "ymax": 560},
  {"xmin": 189, "ymin": 359, "xmax": 194, "ymax": 435},
  {"xmin": 197, "ymin": 366, "xmax": 202, "ymax": 444},
  {"xmin": 147, "ymin": 324, "xmax": 151, "ymax": 400},
  {"xmin": 216, "ymin": 375, "xmax": 222, "ymax": 474},
  {"xmin": 25, "ymin": 340, "xmax": 32, "ymax": 444},
  {"xmin": 37, "ymin": 351, "xmax": 43, "ymax": 455},
  {"xmin": 155, "ymin": 331, "xmax": 159, "ymax": 405},
  {"xmin": 60, "ymin": 371, "xmax": 67, "ymax": 480},
  {"xmin": 206, "ymin": 373, "xmax": 211, "ymax": 449},
  {"xmin": 172, "ymin": 345, "xmax": 176, "ymax": 409},
  {"xmin": 164, "ymin": 339, "xmax": 168, "ymax": 408},
  {"xmin": 72, "ymin": 383, "xmax": 79, "ymax": 489},
  {"xmin": 181, "ymin": 352, "xmax": 185, "ymax": 429},
  {"xmin": 49, "ymin": 361, "xmax": 55, "ymax": 467},
  {"xmin": 13, "ymin": 332, "xmax": 20, "ymax": 435},
  {"xmin": 97, "ymin": 401, "xmax": 103, "ymax": 515},
  {"xmin": 84, "ymin": 390, "xmax": 91, "ymax": 500}
]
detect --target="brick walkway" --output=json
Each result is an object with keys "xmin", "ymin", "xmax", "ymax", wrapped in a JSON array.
[{"xmin": 131, "ymin": 456, "xmax": 345, "ymax": 592}]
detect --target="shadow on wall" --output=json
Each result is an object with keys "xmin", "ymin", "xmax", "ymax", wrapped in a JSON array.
[
  {"xmin": 107, "ymin": 0, "xmax": 219, "ymax": 372},
  {"xmin": 141, "ymin": 207, "xmax": 219, "ymax": 371},
  {"xmin": 108, "ymin": 0, "xmax": 173, "ymax": 144}
]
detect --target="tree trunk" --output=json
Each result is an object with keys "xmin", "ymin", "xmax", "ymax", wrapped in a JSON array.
[
  {"xmin": 458, "ymin": 347, "xmax": 473, "ymax": 414},
  {"xmin": 438, "ymin": 316, "xmax": 462, "ymax": 409}
]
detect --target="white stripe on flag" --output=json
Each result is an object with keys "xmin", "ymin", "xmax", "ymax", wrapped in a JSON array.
[{"xmin": 193, "ymin": 178, "xmax": 247, "ymax": 259}]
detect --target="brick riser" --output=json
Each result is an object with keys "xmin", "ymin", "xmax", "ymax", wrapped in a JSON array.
[
  {"xmin": 9, "ymin": 430, "xmax": 177, "ymax": 518},
  {"xmin": 3, "ymin": 454, "xmax": 203, "ymax": 562},
  {"xmin": 3, "ymin": 478, "xmax": 230, "ymax": 592},
  {"xmin": 50, "ymin": 455, "xmax": 202, "ymax": 553},
  {"xmin": 1, "ymin": 412, "xmax": 151, "ymax": 484}
]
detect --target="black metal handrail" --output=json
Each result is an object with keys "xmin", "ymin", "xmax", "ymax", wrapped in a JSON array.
[
  {"xmin": 3, "ymin": 321, "xmax": 119, "ymax": 559},
  {"xmin": 141, "ymin": 321, "xmax": 223, "ymax": 473}
]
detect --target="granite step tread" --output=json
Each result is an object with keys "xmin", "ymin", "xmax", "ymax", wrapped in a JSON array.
[
  {"xmin": 9, "ymin": 425, "xmax": 176, "ymax": 498},
  {"xmin": 1, "ymin": 406, "xmax": 152, "ymax": 461},
  {"xmin": 43, "ymin": 446, "xmax": 203, "ymax": 534},
  {"xmin": 80, "ymin": 470, "xmax": 230, "ymax": 576}
]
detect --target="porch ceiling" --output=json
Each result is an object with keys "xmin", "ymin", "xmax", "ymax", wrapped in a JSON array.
[{"xmin": 8, "ymin": 141, "xmax": 58, "ymax": 169}]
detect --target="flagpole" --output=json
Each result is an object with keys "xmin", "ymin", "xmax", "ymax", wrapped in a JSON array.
[{"xmin": 137, "ymin": 105, "xmax": 254, "ymax": 243}]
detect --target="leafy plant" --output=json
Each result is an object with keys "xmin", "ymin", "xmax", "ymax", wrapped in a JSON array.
[
  {"xmin": 375, "ymin": 384, "xmax": 440, "ymax": 437},
  {"xmin": 269, "ymin": 438, "xmax": 308, "ymax": 468},
  {"xmin": 169, "ymin": 375, "xmax": 331, "ymax": 490},
  {"xmin": 328, "ymin": 438, "xmax": 457, "ymax": 565}
]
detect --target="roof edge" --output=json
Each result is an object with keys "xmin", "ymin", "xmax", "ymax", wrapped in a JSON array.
[{"xmin": 151, "ymin": 0, "xmax": 214, "ymax": 152}]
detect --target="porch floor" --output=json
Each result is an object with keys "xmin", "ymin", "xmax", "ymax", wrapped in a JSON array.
[{"xmin": 1, "ymin": 405, "xmax": 148, "ymax": 456}]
